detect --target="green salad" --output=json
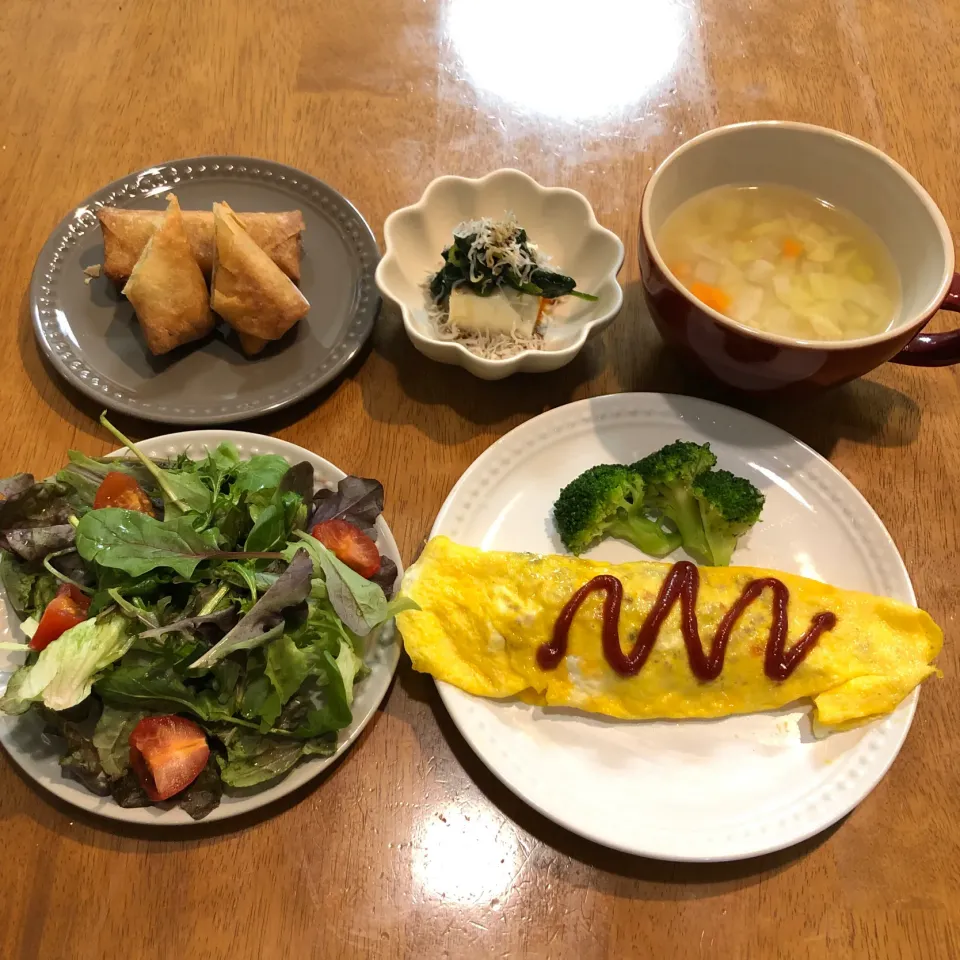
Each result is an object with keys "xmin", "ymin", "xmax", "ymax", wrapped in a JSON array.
[{"xmin": 0, "ymin": 415, "xmax": 412, "ymax": 819}]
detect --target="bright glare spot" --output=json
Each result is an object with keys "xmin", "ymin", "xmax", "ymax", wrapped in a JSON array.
[
  {"xmin": 791, "ymin": 551, "xmax": 825, "ymax": 583},
  {"xmin": 411, "ymin": 804, "xmax": 524, "ymax": 905},
  {"xmin": 748, "ymin": 462, "xmax": 814, "ymax": 511},
  {"xmin": 446, "ymin": 0, "xmax": 683, "ymax": 120}
]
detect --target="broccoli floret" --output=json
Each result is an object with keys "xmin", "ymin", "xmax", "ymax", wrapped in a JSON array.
[
  {"xmin": 553, "ymin": 464, "xmax": 681, "ymax": 557},
  {"xmin": 692, "ymin": 469, "xmax": 765, "ymax": 566},
  {"xmin": 631, "ymin": 441, "xmax": 718, "ymax": 563}
]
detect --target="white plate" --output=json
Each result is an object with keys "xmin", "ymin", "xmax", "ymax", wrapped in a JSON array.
[
  {"xmin": 0, "ymin": 431, "xmax": 402, "ymax": 825},
  {"xmin": 431, "ymin": 393, "xmax": 920, "ymax": 861}
]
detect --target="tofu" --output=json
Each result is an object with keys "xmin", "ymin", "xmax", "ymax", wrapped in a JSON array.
[{"xmin": 448, "ymin": 287, "xmax": 542, "ymax": 337}]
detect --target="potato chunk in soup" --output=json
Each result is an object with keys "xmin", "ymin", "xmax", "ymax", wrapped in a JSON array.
[{"xmin": 656, "ymin": 184, "xmax": 901, "ymax": 341}]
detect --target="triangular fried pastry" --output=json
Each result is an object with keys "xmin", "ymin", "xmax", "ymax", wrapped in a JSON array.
[
  {"xmin": 122, "ymin": 194, "xmax": 214, "ymax": 355},
  {"xmin": 211, "ymin": 201, "xmax": 309, "ymax": 346}
]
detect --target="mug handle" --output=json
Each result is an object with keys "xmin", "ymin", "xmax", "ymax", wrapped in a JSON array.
[{"xmin": 892, "ymin": 273, "xmax": 960, "ymax": 366}]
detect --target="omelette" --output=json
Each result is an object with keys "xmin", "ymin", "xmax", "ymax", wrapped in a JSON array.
[{"xmin": 396, "ymin": 537, "xmax": 943, "ymax": 730}]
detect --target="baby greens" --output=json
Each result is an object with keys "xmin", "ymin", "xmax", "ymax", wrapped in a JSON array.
[{"xmin": 0, "ymin": 419, "xmax": 407, "ymax": 819}]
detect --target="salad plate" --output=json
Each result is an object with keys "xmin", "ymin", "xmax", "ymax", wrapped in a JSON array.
[
  {"xmin": 430, "ymin": 393, "xmax": 922, "ymax": 861},
  {"xmin": 0, "ymin": 430, "xmax": 403, "ymax": 825}
]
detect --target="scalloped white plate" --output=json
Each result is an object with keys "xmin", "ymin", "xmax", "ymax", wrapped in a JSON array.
[
  {"xmin": 376, "ymin": 168, "xmax": 624, "ymax": 380},
  {"xmin": 0, "ymin": 432, "xmax": 402, "ymax": 825},
  {"xmin": 431, "ymin": 394, "xmax": 922, "ymax": 860}
]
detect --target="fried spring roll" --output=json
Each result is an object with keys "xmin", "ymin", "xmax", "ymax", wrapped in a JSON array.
[
  {"xmin": 98, "ymin": 208, "xmax": 304, "ymax": 284},
  {"xmin": 211, "ymin": 201, "xmax": 310, "ymax": 345},
  {"xmin": 122, "ymin": 194, "xmax": 214, "ymax": 355},
  {"xmin": 237, "ymin": 333, "xmax": 269, "ymax": 355}
]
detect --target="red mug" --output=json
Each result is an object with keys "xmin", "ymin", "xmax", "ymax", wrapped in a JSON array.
[{"xmin": 639, "ymin": 121, "xmax": 960, "ymax": 391}]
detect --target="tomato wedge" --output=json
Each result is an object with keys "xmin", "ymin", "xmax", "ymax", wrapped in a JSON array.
[
  {"xmin": 94, "ymin": 471, "xmax": 156, "ymax": 515},
  {"xmin": 30, "ymin": 583, "xmax": 91, "ymax": 652},
  {"xmin": 310, "ymin": 519, "xmax": 381, "ymax": 579},
  {"xmin": 128, "ymin": 716, "xmax": 210, "ymax": 801}
]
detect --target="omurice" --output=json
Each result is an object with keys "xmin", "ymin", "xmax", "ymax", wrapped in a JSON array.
[{"xmin": 396, "ymin": 537, "xmax": 942, "ymax": 731}]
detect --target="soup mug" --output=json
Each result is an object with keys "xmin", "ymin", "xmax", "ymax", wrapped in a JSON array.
[{"xmin": 639, "ymin": 121, "xmax": 960, "ymax": 391}]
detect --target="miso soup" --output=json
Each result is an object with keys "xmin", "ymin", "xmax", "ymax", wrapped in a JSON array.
[{"xmin": 656, "ymin": 184, "xmax": 901, "ymax": 341}]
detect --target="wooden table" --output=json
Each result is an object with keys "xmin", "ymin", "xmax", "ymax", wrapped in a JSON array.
[{"xmin": 1, "ymin": 1, "xmax": 958, "ymax": 957}]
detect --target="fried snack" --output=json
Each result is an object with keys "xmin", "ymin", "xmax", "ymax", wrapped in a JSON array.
[
  {"xmin": 98, "ymin": 208, "xmax": 304, "ymax": 284},
  {"xmin": 211, "ymin": 201, "xmax": 309, "ymax": 344},
  {"xmin": 121, "ymin": 195, "xmax": 214, "ymax": 355}
]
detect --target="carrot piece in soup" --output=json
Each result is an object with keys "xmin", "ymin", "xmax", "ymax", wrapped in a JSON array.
[{"xmin": 688, "ymin": 282, "xmax": 732, "ymax": 313}]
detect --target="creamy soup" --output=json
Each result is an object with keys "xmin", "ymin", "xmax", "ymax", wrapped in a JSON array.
[{"xmin": 656, "ymin": 184, "xmax": 901, "ymax": 341}]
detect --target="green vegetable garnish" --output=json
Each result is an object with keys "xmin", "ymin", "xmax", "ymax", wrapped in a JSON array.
[{"xmin": 428, "ymin": 216, "xmax": 598, "ymax": 305}]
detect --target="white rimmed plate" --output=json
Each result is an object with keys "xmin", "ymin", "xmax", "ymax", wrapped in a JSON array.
[
  {"xmin": 430, "ymin": 393, "xmax": 922, "ymax": 860},
  {"xmin": 0, "ymin": 432, "xmax": 402, "ymax": 825}
]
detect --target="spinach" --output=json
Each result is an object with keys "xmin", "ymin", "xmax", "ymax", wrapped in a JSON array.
[
  {"xmin": 75, "ymin": 508, "xmax": 220, "ymax": 577},
  {"xmin": 232, "ymin": 455, "xmax": 291, "ymax": 496},
  {"xmin": 239, "ymin": 659, "xmax": 282, "ymax": 731},
  {"xmin": 244, "ymin": 490, "xmax": 303, "ymax": 553},
  {"xmin": 95, "ymin": 654, "xmax": 235, "ymax": 722},
  {"xmin": 427, "ymin": 220, "xmax": 598, "ymax": 304}
]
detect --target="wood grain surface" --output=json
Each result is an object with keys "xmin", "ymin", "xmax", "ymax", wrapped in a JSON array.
[{"xmin": 1, "ymin": 1, "xmax": 958, "ymax": 957}]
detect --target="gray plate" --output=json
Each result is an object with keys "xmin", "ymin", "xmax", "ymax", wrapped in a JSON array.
[{"xmin": 30, "ymin": 156, "xmax": 380, "ymax": 424}]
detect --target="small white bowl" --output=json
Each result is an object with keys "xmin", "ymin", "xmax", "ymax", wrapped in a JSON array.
[{"xmin": 376, "ymin": 169, "xmax": 625, "ymax": 379}]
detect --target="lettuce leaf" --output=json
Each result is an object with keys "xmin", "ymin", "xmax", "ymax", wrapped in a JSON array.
[
  {"xmin": 189, "ymin": 550, "xmax": 313, "ymax": 671},
  {"xmin": 178, "ymin": 756, "xmax": 223, "ymax": 819},
  {"xmin": 0, "ymin": 613, "xmax": 135, "ymax": 713},
  {"xmin": 92, "ymin": 704, "xmax": 147, "ymax": 777},
  {"xmin": 0, "ymin": 552, "xmax": 58, "ymax": 620},
  {"xmin": 56, "ymin": 452, "xmax": 160, "ymax": 510},
  {"xmin": 95, "ymin": 654, "xmax": 237, "ymax": 722},
  {"xmin": 216, "ymin": 727, "xmax": 336, "ymax": 788},
  {"xmin": 308, "ymin": 476, "xmax": 384, "ymax": 537},
  {"xmin": 290, "ymin": 534, "xmax": 417, "ymax": 636}
]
